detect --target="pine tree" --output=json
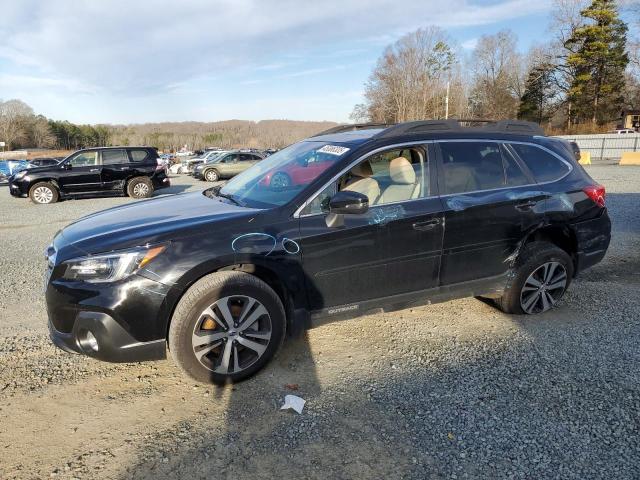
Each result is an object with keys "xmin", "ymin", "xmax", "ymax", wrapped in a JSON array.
[
  {"xmin": 518, "ymin": 63, "xmax": 556, "ymax": 124},
  {"xmin": 565, "ymin": 0, "xmax": 629, "ymax": 125}
]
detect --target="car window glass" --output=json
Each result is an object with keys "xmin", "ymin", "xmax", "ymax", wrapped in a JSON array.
[
  {"xmin": 300, "ymin": 146, "xmax": 427, "ymax": 215},
  {"xmin": 129, "ymin": 149, "xmax": 148, "ymax": 162},
  {"xmin": 501, "ymin": 145, "xmax": 529, "ymax": 186},
  {"xmin": 69, "ymin": 151, "xmax": 98, "ymax": 167},
  {"xmin": 509, "ymin": 143, "xmax": 570, "ymax": 183},
  {"xmin": 239, "ymin": 154, "xmax": 254, "ymax": 161},
  {"xmin": 439, "ymin": 142, "xmax": 506, "ymax": 194},
  {"xmin": 101, "ymin": 149, "xmax": 128, "ymax": 165}
]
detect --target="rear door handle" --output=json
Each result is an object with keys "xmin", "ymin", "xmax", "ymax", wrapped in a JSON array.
[
  {"xmin": 89, "ymin": 168, "xmax": 100, "ymax": 172},
  {"xmin": 515, "ymin": 200, "xmax": 538, "ymax": 211},
  {"xmin": 119, "ymin": 167, "xmax": 129, "ymax": 170},
  {"xmin": 413, "ymin": 218, "xmax": 441, "ymax": 231}
]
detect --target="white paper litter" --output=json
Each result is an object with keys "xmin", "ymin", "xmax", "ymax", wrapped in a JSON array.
[{"xmin": 280, "ymin": 394, "xmax": 305, "ymax": 414}]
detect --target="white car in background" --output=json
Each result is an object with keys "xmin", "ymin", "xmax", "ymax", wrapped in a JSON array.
[{"xmin": 609, "ymin": 129, "xmax": 637, "ymax": 134}]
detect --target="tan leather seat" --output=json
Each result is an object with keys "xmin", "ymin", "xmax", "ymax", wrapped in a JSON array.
[
  {"xmin": 443, "ymin": 163, "xmax": 477, "ymax": 194},
  {"xmin": 380, "ymin": 157, "xmax": 419, "ymax": 203},
  {"xmin": 342, "ymin": 160, "xmax": 381, "ymax": 204}
]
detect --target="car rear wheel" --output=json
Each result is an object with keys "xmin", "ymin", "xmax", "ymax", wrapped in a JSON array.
[
  {"xmin": 204, "ymin": 169, "xmax": 219, "ymax": 182},
  {"xmin": 29, "ymin": 182, "xmax": 59, "ymax": 204},
  {"xmin": 127, "ymin": 177, "xmax": 154, "ymax": 199},
  {"xmin": 495, "ymin": 241, "xmax": 573, "ymax": 315},
  {"xmin": 168, "ymin": 271, "xmax": 286, "ymax": 384}
]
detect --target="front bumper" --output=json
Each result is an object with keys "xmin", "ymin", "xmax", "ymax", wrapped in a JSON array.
[
  {"xmin": 153, "ymin": 175, "xmax": 171, "ymax": 190},
  {"xmin": 48, "ymin": 311, "xmax": 166, "ymax": 362},
  {"xmin": 193, "ymin": 170, "xmax": 204, "ymax": 179},
  {"xmin": 8, "ymin": 179, "xmax": 27, "ymax": 197},
  {"xmin": 46, "ymin": 273, "xmax": 171, "ymax": 362}
]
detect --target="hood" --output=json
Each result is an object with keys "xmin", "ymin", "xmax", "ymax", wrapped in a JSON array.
[{"xmin": 55, "ymin": 191, "xmax": 259, "ymax": 258}]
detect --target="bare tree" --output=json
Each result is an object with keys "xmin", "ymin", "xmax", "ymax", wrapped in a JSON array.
[
  {"xmin": 352, "ymin": 27, "xmax": 459, "ymax": 123},
  {"xmin": 0, "ymin": 99, "xmax": 34, "ymax": 149},
  {"xmin": 468, "ymin": 30, "xmax": 522, "ymax": 119}
]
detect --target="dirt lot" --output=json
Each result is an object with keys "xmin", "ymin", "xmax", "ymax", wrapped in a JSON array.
[{"xmin": 0, "ymin": 167, "xmax": 638, "ymax": 479}]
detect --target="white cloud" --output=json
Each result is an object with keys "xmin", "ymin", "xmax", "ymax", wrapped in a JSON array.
[
  {"xmin": 462, "ymin": 38, "xmax": 479, "ymax": 50},
  {"xmin": 0, "ymin": 0, "xmax": 551, "ymax": 95}
]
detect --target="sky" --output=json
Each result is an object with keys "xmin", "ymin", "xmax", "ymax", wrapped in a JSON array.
[{"xmin": 0, "ymin": 0, "xmax": 557, "ymax": 125}]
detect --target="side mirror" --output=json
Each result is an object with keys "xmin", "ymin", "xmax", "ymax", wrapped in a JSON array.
[
  {"xmin": 63, "ymin": 162, "xmax": 72, "ymax": 170},
  {"xmin": 325, "ymin": 191, "xmax": 369, "ymax": 228},
  {"xmin": 297, "ymin": 157, "xmax": 309, "ymax": 167}
]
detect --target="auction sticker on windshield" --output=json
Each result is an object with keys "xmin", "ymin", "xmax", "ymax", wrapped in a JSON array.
[{"xmin": 317, "ymin": 145, "xmax": 350, "ymax": 156}]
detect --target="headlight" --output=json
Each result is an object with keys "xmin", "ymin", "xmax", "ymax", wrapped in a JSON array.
[
  {"xmin": 14, "ymin": 170, "xmax": 27, "ymax": 180},
  {"xmin": 61, "ymin": 245, "xmax": 166, "ymax": 283}
]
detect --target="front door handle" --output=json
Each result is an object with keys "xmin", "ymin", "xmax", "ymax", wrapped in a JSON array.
[
  {"xmin": 413, "ymin": 218, "xmax": 441, "ymax": 231},
  {"xmin": 89, "ymin": 168, "xmax": 100, "ymax": 172},
  {"xmin": 515, "ymin": 200, "xmax": 538, "ymax": 211}
]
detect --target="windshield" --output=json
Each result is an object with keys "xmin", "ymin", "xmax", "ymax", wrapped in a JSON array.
[
  {"xmin": 219, "ymin": 141, "xmax": 351, "ymax": 208},
  {"xmin": 205, "ymin": 152, "xmax": 227, "ymax": 163}
]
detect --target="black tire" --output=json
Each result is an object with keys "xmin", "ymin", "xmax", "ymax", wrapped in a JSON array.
[
  {"xmin": 126, "ymin": 176, "xmax": 154, "ymax": 198},
  {"xmin": 28, "ymin": 182, "xmax": 59, "ymax": 204},
  {"xmin": 204, "ymin": 169, "xmax": 219, "ymax": 182},
  {"xmin": 495, "ymin": 241, "xmax": 574, "ymax": 315},
  {"xmin": 168, "ymin": 271, "xmax": 286, "ymax": 384}
]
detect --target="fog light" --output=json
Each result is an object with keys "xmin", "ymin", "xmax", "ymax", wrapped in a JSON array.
[{"xmin": 79, "ymin": 330, "xmax": 99, "ymax": 352}]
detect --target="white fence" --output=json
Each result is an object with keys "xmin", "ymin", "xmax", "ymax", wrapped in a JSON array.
[{"xmin": 556, "ymin": 134, "xmax": 640, "ymax": 159}]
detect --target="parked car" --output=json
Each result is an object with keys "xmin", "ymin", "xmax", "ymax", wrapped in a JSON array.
[
  {"xmin": 45, "ymin": 119, "xmax": 611, "ymax": 384},
  {"xmin": 1, "ymin": 159, "xmax": 33, "ymax": 175},
  {"xmin": 177, "ymin": 150, "xmax": 228, "ymax": 175},
  {"xmin": 609, "ymin": 129, "xmax": 637, "ymax": 134},
  {"xmin": 30, "ymin": 157, "xmax": 61, "ymax": 167},
  {"xmin": 9, "ymin": 146, "xmax": 169, "ymax": 204},
  {"xmin": 194, "ymin": 151, "xmax": 265, "ymax": 182}
]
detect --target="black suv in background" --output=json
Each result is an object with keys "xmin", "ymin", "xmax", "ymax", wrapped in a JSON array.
[
  {"xmin": 9, "ymin": 147, "xmax": 169, "ymax": 204},
  {"xmin": 45, "ymin": 120, "xmax": 610, "ymax": 384}
]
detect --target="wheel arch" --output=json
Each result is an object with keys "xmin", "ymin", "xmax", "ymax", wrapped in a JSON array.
[
  {"xmin": 522, "ymin": 224, "xmax": 578, "ymax": 273},
  {"xmin": 163, "ymin": 260, "xmax": 300, "ymax": 341}
]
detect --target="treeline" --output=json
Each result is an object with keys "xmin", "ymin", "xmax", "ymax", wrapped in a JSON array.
[
  {"xmin": 353, "ymin": 0, "xmax": 639, "ymax": 132},
  {"xmin": 0, "ymin": 99, "xmax": 336, "ymax": 151},
  {"xmin": 108, "ymin": 120, "xmax": 337, "ymax": 151}
]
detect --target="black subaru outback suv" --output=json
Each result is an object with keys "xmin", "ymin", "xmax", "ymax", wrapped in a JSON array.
[
  {"xmin": 45, "ymin": 120, "xmax": 610, "ymax": 384},
  {"xmin": 9, "ymin": 146, "xmax": 169, "ymax": 204}
]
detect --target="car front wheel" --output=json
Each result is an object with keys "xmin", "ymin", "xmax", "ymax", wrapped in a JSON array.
[
  {"xmin": 29, "ymin": 182, "xmax": 59, "ymax": 204},
  {"xmin": 168, "ymin": 271, "xmax": 286, "ymax": 384},
  {"xmin": 204, "ymin": 169, "xmax": 219, "ymax": 182},
  {"xmin": 495, "ymin": 241, "xmax": 573, "ymax": 315}
]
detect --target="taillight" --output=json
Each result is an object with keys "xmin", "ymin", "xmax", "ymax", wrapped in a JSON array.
[{"xmin": 583, "ymin": 184, "xmax": 606, "ymax": 207}]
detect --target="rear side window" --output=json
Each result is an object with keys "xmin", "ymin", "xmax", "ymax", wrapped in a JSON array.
[
  {"xmin": 439, "ymin": 142, "xmax": 506, "ymax": 194},
  {"xmin": 101, "ymin": 149, "xmax": 128, "ymax": 164},
  {"xmin": 509, "ymin": 144, "xmax": 570, "ymax": 183},
  {"xmin": 501, "ymin": 146, "xmax": 529, "ymax": 186},
  {"xmin": 129, "ymin": 149, "xmax": 150, "ymax": 162}
]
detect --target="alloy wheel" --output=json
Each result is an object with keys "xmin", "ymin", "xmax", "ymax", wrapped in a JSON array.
[
  {"xmin": 33, "ymin": 186, "xmax": 53, "ymax": 204},
  {"xmin": 132, "ymin": 182, "xmax": 149, "ymax": 197},
  {"xmin": 519, "ymin": 261, "xmax": 568, "ymax": 314},
  {"xmin": 192, "ymin": 295, "xmax": 272, "ymax": 374},
  {"xmin": 206, "ymin": 170, "xmax": 218, "ymax": 182}
]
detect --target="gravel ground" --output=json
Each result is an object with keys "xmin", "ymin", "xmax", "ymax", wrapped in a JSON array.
[{"xmin": 0, "ymin": 166, "xmax": 638, "ymax": 479}]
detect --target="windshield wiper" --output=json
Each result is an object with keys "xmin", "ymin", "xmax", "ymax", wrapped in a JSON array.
[{"xmin": 215, "ymin": 189, "xmax": 245, "ymax": 207}]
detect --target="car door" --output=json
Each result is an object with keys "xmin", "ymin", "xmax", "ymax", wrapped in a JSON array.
[
  {"xmin": 100, "ymin": 149, "xmax": 130, "ymax": 191},
  {"xmin": 221, "ymin": 153, "xmax": 241, "ymax": 176},
  {"xmin": 238, "ymin": 154, "xmax": 259, "ymax": 173},
  {"xmin": 296, "ymin": 144, "xmax": 443, "ymax": 311},
  {"xmin": 436, "ymin": 140, "xmax": 546, "ymax": 286},
  {"xmin": 58, "ymin": 150, "xmax": 102, "ymax": 193}
]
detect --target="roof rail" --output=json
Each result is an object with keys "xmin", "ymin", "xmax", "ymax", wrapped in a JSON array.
[
  {"xmin": 373, "ymin": 118, "xmax": 544, "ymax": 138},
  {"xmin": 312, "ymin": 122, "xmax": 393, "ymax": 137},
  {"xmin": 373, "ymin": 120, "xmax": 462, "ymax": 138}
]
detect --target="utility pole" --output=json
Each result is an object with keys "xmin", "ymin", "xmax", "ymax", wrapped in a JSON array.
[{"xmin": 445, "ymin": 81, "xmax": 450, "ymax": 120}]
